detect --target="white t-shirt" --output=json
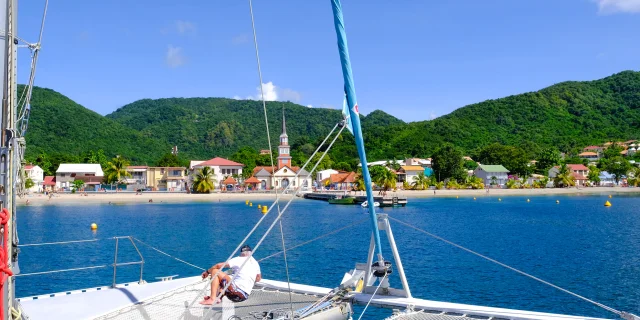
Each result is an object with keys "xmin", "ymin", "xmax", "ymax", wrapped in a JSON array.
[{"xmin": 227, "ymin": 256, "xmax": 261, "ymax": 295}]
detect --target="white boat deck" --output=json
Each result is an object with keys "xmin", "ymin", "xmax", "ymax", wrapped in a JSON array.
[
  {"xmin": 19, "ymin": 276, "xmax": 203, "ymax": 320},
  {"xmin": 353, "ymin": 294, "xmax": 609, "ymax": 320},
  {"xmin": 18, "ymin": 277, "xmax": 610, "ymax": 320}
]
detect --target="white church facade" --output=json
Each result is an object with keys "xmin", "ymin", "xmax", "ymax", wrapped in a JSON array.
[{"xmin": 252, "ymin": 107, "xmax": 312, "ymax": 191}]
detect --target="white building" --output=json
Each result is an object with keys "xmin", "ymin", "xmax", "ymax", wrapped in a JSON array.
[
  {"xmin": 56, "ymin": 163, "xmax": 104, "ymax": 191},
  {"xmin": 190, "ymin": 157, "xmax": 244, "ymax": 189},
  {"xmin": 473, "ymin": 164, "xmax": 509, "ymax": 186},
  {"xmin": 251, "ymin": 107, "xmax": 312, "ymax": 191},
  {"xmin": 124, "ymin": 166, "xmax": 148, "ymax": 191},
  {"xmin": 399, "ymin": 166, "xmax": 424, "ymax": 184},
  {"xmin": 316, "ymin": 169, "xmax": 339, "ymax": 185},
  {"xmin": 24, "ymin": 165, "xmax": 44, "ymax": 193}
]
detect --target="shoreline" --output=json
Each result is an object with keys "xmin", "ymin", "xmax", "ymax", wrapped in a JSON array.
[{"xmin": 17, "ymin": 187, "xmax": 639, "ymax": 206}]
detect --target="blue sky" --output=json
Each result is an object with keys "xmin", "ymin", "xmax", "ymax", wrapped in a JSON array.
[{"xmin": 17, "ymin": 0, "xmax": 640, "ymax": 122}]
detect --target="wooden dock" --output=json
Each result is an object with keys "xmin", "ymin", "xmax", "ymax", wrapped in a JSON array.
[{"xmin": 303, "ymin": 192, "xmax": 407, "ymax": 207}]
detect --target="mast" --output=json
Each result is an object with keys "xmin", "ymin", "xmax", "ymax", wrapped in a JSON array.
[
  {"xmin": 0, "ymin": 0, "xmax": 17, "ymax": 317},
  {"xmin": 330, "ymin": 0, "xmax": 387, "ymax": 269}
]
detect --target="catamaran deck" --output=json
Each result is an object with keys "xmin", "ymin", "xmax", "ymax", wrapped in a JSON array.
[{"xmin": 18, "ymin": 276, "xmax": 609, "ymax": 320}]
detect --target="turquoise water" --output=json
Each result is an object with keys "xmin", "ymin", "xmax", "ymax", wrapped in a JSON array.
[{"xmin": 15, "ymin": 194, "xmax": 640, "ymax": 319}]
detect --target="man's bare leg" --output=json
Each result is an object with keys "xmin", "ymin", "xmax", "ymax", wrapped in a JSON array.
[{"xmin": 200, "ymin": 269, "xmax": 231, "ymax": 305}]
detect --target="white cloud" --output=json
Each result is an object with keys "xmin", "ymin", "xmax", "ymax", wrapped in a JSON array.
[
  {"xmin": 232, "ymin": 95, "xmax": 242, "ymax": 100},
  {"xmin": 165, "ymin": 45, "xmax": 185, "ymax": 68},
  {"xmin": 593, "ymin": 0, "xmax": 640, "ymax": 13},
  {"xmin": 307, "ymin": 105, "xmax": 313, "ymax": 108},
  {"xmin": 175, "ymin": 20, "xmax": 196, "ymax": 34},
  {"xmin": 242, "ymin": 82, "xmax": 301, "ymax": 103},
  {"xmin": 232, "ymin": 34, "xmax": 249, "ymax": 45},
  {"xmin": 429, "ymin": 112, "xmax": 437, "ymax": 120}
]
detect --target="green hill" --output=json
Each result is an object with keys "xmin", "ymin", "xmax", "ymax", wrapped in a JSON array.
[
  {"xmin": 22, "ymin": 70, "xmax": 640, "ymax": 169},
  {"xmin": 24, "ymin": 86, "xmax": 168, "ymax": 164}
]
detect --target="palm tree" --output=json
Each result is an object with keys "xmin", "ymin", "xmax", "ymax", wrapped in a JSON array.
[
  {"xmin": 193, "ymin": 167, "xmax": 216, "ymax": 193},
  {"xmin": 506, "ymin": 179, "xmax": 519, "ymax": 189},
  {"xmin": 446, "ymin": 180, "xmax": 460, "ymax": 190},
  {"xmin": 553, "ymin": 164, "xmax": 575, "ymax": 188},
  {"xmin": 587, "ymin": 165, "xmax": 600, "ymax": 186},
  {"xmin": 411, "ymin": 172, "xmax": 430, "ymax": 190},
  {"xmin": 628, "ymin": 166, "xmax": 640, "ymax": 187},
  {"xmin": 104, "ymin": 155, "xmax": 131, "ymax": 185},
  {"xmin": 352, "ymin": 173, "xmax": 366, "ymax": 192},
  {"xmin": 376, "ymin": 169, "xmax": 397, "ymax": 195},
  {"xmin": 466, "ymin": 175, "xmax": 484, "ymax": 189}
]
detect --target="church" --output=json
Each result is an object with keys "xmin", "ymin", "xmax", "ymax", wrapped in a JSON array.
[{"xmin": 252, "ymin": 108, "xmax": 312, "ymax": 191}]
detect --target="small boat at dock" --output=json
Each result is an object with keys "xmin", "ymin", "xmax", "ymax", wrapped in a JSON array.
[{"xmin": 328, "ymin": 196, "xmax": 355, "ymax": 204}]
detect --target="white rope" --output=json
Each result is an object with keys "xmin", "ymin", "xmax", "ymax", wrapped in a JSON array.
[
  {"xmin": 357, "ymin": 273, "xmax": 388, "ymax": 320},
  {"xmin": 248, "ymin": 0, "xmax": 294, "ymax": 313},
  {"xmin": 14, "ymin": 265, "xmax": 109, "ymax": 277},
  {"xmin": 132, "ymin": 237, "xmax": 206, "ymax": 271},
  {"xmin": 388, "ymin": 216, "xmax": 625, "ymax": 317}
]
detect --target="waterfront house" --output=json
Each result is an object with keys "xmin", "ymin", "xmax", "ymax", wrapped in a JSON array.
[
  {"xmin": 399, "ymin": 166, "xmax": 425, "ymax": 184},
  {"xmin": 598, "ymin": 171, "xmax": 618, "ymax": 186},
  {"xmin": 56, "ymin": 164, "xmax": 104, "ymax": 191},
  {"xmin": 125, "ymin": 166, "xmax": 148, "ymax": 191},
  {"xmin": 190, "ymin": 157, "xmax": 244, "ymax": 190},
  {"xmin": 473, "ymin": 165, "xmax": 509, "ymax": 187},
  {"xmin": 43, "ymin": 176, "xmax": 56, "ymax": 192},
  {"xmin": 583, "ymin": 145, "xmax": 604, "ymax": 153},
  {"xmin": 323, "ymin": 171, "xmax": 357, "ymax": 190},
  {"xmin": 146, "ymin": 167, "xmax": 187, "ymax": 191},
  {"xmin": 316, "ymin": 169, "xmax": 339, "ymax": 186},
  {"xmin": 24, "ymin": 165, "xmax": 44, "ymax": 193},
  {"xmin": 548, "ymin": 164, "xmax": 589, "ymax": 187}
]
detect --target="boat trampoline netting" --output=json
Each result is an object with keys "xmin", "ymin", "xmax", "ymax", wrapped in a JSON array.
[{"xmin": 93, "ymin": 281, "xmax": 324, "ymax": 320}]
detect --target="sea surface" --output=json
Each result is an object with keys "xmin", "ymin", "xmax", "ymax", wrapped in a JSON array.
[{"xmin": 15, "ymin": 194, "xmax": 640, "ymax": 319}]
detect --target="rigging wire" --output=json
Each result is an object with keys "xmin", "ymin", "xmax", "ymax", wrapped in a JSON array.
[
  {"xmin": 247, "ymin": 0, "xmax": 294, "ymax": 313},
  {"xmin": 356, "ymin": 273, "xmax": 388, "ymax": 320},
  {"xmin": 387, "ymin": 216, "xmax": 628, "ymax": 318}
]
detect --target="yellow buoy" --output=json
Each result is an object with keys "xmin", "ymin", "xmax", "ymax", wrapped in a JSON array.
[
  {"xmin": 456, "ymin": 196, "xmax": 459, "ymax": 199},
  {"xmin": 245, "ymin": 200, "xmax": 249, "ymax": 205},
  {"xmin": 91, "ymin": 223, "xmax": 98, "ymax": 230},
  {"xmin": 604, "ymin": 201, "xmax": 612, "ymax": 207},
  {"xmin": 556, "ymin": 200, "xmax": 560, "ymax": 204},
  {"xmin": 609, "ymin": 195, "xmax": 612, "ymax": 199},
  {"xmin": 262, "ymin": 206, "xmax": 268, "ymax": 214},
  {"xmin": 249, "ymin": 202, "xmax": 253, "ymax": 207},
  {"xmin": 258, "ymin": 204, "xmax": 261, "ymax": 209}
]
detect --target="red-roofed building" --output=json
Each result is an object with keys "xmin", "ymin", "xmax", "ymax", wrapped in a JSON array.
[
  {"xmin": 549, "ymin": 164, "xmax": 590, "ymax": 186},
  {"xmin": 247, "ymin": 107, "xmax": 311, "ymax": 191},
  {"xmin": 190, "ymin": 157, "xmax": 244, "ymax": 190},
  {"xmin": 324, "ymin": 172, "xmax": 357, "ymax": 190},
  {"xmin": 43, "ymin": 176, "xmax": 56, "ymax": 192}
]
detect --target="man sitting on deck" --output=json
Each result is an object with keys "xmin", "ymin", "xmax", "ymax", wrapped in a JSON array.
[{"xmin": 200, "ymin": 245, "xmax": 262, "ymax": 305}]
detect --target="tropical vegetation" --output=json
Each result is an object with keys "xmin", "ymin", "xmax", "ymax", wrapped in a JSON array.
[
  {"xmin": 193, "ymin": 167, "xmax": 216, "ymax": 193},
  {"xmin": 104, "ymin": 155, "xmax": 131, "ymax": 184}
]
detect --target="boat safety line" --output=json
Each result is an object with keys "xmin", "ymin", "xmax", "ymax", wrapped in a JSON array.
[
  {"xmin": 388, "ymin": 216, "xmax": 629, "ymax": 318},
  {"xmin": 19, "ymin": 238, "xmax": 101, "ymax": 247},
  {"xmin": 14, "ymin": 265, "xmax": 109, "ymax": 277},
  {"xmin": 357, "ymin": 273, "xmax": 388, "ymax": 320},
  {"xmin": 131, "ymin": 237, "xmax": 206, "ymax": 271},
  {"xmin": 200, "ymin": 125, "xmax": 346, "ymax": 318},
  {"xmin": 258, "ymin": 217, "xmax": 369, "ymax": 262}
]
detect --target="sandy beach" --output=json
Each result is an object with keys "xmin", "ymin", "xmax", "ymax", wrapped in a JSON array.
[{"xmin": 17, "ymin": 187, "xmax": 639, "ymax": 206}]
